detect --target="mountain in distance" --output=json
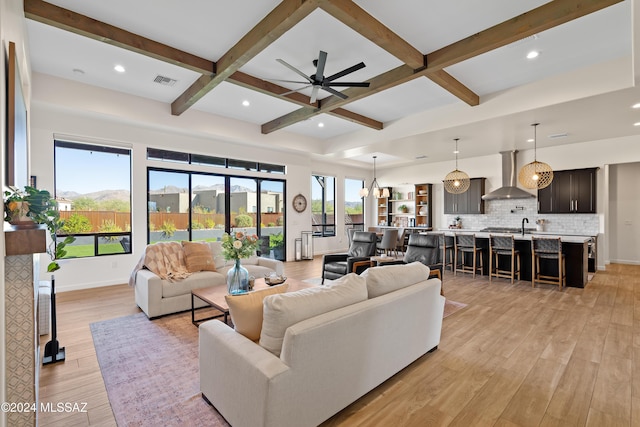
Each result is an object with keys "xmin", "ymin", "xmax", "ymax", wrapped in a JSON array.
[
  {"xmin": 61, "ymin": 184, "xmax": 270, "ymax": 200},
  {"xmin": 150, "ymin": 184, "xmax": 256, "ymax": 194},
  {"xmin": 57, "ymin": 189, "xmax": 130, "ymax": 201}
]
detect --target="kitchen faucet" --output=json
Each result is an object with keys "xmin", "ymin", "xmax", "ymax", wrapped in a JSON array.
[{"xmin": 522, "ymin": 217, "xmax": 529, "ymax": 235}]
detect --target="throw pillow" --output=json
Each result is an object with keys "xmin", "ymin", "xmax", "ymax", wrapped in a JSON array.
[
  {"xmin": 182, "ymin": 241, "xmax": 217, "ymax": 273},
  {"xmin": 259, "ymin": 273, "xmax": 368, "ymax": 357},
  {"xmin": 361, "ymin": 261, "xmax": 430, "ymax": 298},
  {"xmin": 208, "ymin": 241, "xmax": 227, "ymax": 270},
  {"xmin": 225, "ymin": 284, "xmax": 288, "ymax": 341}
]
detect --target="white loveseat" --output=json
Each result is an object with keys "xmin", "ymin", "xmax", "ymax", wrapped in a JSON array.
[
  {"xmin": 134, "ymin": 241, "xmax": 284, "ymax": 318},
  {"xmin": 199, "ymin": 262, "xmax": 445, "ymax": 427}
]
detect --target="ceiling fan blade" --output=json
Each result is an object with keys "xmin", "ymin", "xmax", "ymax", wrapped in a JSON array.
[
  {"xmin": 276, "ymin": 59, "xmax": 313, "ymax": 83},
  {"xmin": 266, "ymin": 78, "xmax": 311, "ymax": 84},
  {"xmin": 326, "ymin": 81, "xmax": 370, "ymax": 87},
  {"xmin": 314, "ymin": 50, "xmax": 327, "ymax": 82},
  {"xmin": 326, "ymin": 62, "xmax": 366, "ymax": 82},
  {"xmin": 321, "ymin": 86, "xmax": 348, "ymax": 100},
  {"xmin": 310, "ymin": 86, "xmax": 320, "ymax": 103},
  {"xmin": 279, "ymin": 85, "xmax": 312, "ymax": 97}
]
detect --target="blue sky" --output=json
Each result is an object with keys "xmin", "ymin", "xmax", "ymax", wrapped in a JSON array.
[{"xmin": 56, "ymin": 147, "xmax": 131, "ymax": 194}]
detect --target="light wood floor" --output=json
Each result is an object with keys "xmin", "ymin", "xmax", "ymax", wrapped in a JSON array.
[{"xmin": 37, "ymin": 260, "xmax": 640, "ymax": 427}]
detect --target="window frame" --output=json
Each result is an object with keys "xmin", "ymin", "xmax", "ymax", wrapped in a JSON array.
[
  {"xmin": 311, "ymin": 174, "xmax": 336, "ymax": 237},
  {"xmin": 54, "ymin": 139, "xmax": 132, "ymax": 258}
]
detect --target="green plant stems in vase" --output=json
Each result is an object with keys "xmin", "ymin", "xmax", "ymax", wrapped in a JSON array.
[
  {"xmin": 221, "ymin": 231, "xmax": 259, "ymax": 295},
  {"xmin": 227, "ymin": 259, "xmax": 249, "ymax": 295}
]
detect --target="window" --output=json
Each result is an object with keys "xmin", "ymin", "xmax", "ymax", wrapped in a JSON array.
[
  {"xmin": 54, "ymin": 140, "xmax": 132, "ymax": 257},
  {"xmin": 147, "ymin": 168, "xmax": 286, "ymax": 260},
  {"xmin": 146, "ymin": 148, "xmax": 285, "ymax": 175},
  {"xmin": 345, "ymin": 178, "xmax": 365, "ymax": 235},
  {"xmin": 311, "ymin": 175, "xmax": 335, "ymax": 237}
]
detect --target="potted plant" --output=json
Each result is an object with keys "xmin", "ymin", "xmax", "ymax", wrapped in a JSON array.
[
  {"xmin": 399, "ymin": 204, "xmax": 409, "ymax": 213},
  {"xmin": 4, "ymin": 186, "xmax": 75, "ymax": 272}
]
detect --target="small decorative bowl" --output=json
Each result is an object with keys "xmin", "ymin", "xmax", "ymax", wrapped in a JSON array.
[
  {"xmin": 265, "ymin": 275, "xmax": 287, "ymax": 286},
  {"xmin": 418, "ymin": 190, "xmax": 426, "ymax": 195}
]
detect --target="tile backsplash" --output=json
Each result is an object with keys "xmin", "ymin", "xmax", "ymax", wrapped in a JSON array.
[{"xmin": 445, "ymin": 198, "xmax": 600, "ymax": 235}]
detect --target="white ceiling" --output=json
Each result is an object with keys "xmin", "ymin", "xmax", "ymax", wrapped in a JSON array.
[{"xmin": 25, "ymin": 0, "xmax": 638, "ymax": 168}]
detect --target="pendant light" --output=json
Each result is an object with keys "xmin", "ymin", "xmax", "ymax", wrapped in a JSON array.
[
  {"xmin": 444, "ymin": 138, "xmax": 470, "ymax": 194},
  {"xmin": 359, "ymin": 155, "xmax": 389, "ymax": 198},
  {"xmin": 518, "ymin": 123, "xmax": 553, "ymax": 189}
]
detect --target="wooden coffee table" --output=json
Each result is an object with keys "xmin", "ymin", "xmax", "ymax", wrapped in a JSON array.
[{"xmin": 191, "ymin": 277, "xmax": 316, "ymax": 325}]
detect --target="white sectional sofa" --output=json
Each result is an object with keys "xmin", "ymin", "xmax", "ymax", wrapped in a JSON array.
[
  {"xmin": 133, "ymin": 241, "xmax": 284, "ymax": 318},
  {"xmin": 199, "ymin": 262, "xmax": 445, "ymax": 427}
]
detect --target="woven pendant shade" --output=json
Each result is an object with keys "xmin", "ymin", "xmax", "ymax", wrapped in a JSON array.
[
  {"xmin": 444, "ymin": 170, "xmax": 471, "ymax": 194},
  {"xmin": 518, "ymin": 123, "xmax": 554, "ymax": 190},
  {"xmin": 444, "ymin": 138, "xmax": 470, "ymax": 194},
  {"xmin": 518, "ymin": 160, "xmax": 553, "ymax": 189}
]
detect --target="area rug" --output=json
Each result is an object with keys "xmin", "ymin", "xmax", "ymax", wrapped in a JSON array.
[
  {"xmin": 444, "ymin": 299, "xmax": 468, "ymax": 318},
  {"xmin": 90, "ymin": 312, "xmax": 229, "ymax": 427}
]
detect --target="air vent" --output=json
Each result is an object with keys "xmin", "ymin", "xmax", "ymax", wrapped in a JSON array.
[
  {"xmin": 153, "ymin": 75, "xmax": 178, "ymax": 87},
  {"xmin": 548, "ymin": 133, "xmax": 568, "ymax": 139},
  {"xmin": 511, "ymin": 33, "xmax": 539, "ymax": 46}
]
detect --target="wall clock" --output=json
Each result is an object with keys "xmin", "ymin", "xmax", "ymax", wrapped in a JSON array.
[{"xmin": 292, "ymin": 194, "xmax": 307, "ymax": 213}]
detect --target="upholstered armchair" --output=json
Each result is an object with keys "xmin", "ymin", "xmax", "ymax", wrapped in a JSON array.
[
  {"xmin": 321, "ymin": 231, "xmax": 377, "ymax": 283},
  {"xmin": 378, "ymin": 233, "xmax": 443, "ymax": 281}
]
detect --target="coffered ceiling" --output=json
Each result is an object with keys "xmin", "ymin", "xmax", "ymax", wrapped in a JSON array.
[{"xmin": 24, "ymin": 0, "xmax": 637, "ymax": 167}]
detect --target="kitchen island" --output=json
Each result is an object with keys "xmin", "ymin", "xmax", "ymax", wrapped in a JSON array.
[{"xmin": 439, "ymin": 230, "xmax": 591, "ymax": 288}]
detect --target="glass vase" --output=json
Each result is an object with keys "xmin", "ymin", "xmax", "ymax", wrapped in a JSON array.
[{"xmin": 227, "ymin": 258, "xmax": 249, "ymax": 295}]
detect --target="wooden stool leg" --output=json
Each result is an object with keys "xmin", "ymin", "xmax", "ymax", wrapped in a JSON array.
[
  {"xmin": 510, "ymin": 252, "xmax": 515, "ymax": 284},
  {"xmin": 489, "ymin": 250, "xmax": 493, "ymax": 283},
  {"xmin": 472, "ymin": 250, "xmax": 476, "ymax": 278}
]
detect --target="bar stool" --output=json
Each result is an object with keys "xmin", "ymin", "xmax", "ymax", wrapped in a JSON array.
[
  {"xmin": 454, "ymin": 234, "xmax": 483, "ymax": 278},
  {"xmin": 439, "ymin": 234, "xmax": 455, "ymax": 272},
  {"xmin": 531, "ymin": 237, "xmax": 565, "ymax": 290},
  {"xmin": 489, "ymin": 235, "xmax": 521, "ymax": 284}
]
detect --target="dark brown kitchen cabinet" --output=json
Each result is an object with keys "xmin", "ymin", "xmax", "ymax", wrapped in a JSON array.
[
  {"xmin": 444, "ymin": 178, "xmax": 485, "ymax": 214},
  {"xmin": 537, "ymin": 168, "xmax": 597, "ymax": 214}
]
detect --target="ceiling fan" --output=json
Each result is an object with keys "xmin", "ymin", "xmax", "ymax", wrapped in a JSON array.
[{"xmin": 275, "ymin": 50, "xmax": 370, "ymax": 103}]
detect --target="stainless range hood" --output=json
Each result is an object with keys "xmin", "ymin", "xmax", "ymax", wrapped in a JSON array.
[{"xmin": 481, "ymin": 150, "xmax": 535, "ymax": 200}]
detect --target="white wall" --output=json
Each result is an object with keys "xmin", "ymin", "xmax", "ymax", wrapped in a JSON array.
[
  {"xmin": 609, "ymin": 162, "xmax": 640, "ymax": 264},
  {"xmin": 29, "ymin": 75, "xmax": 369, "ymax": 291}
]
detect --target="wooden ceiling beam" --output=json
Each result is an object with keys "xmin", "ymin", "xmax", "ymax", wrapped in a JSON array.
[
  {"xmin": 426, "ymin": 70, "xmax": 479, "ymax": 106},
  {"xmin": 24, "ymin": 0, "xmax": 214, "ymax": 75},
  {"xmin": 228, "ymin": 72, "xmax": 382, "ymax": 129},
  {"xmin": 263, "ymin": 0, "xmax": 622, "ymax": 132},
  {"xmin": 171, "ymin": 0, "xmax": 320, "ymax": 115},
  {"xmin": 24, "ymin": 0, "xmax": 380, "ymax": 129},
  {"xmin": 262, "ymin": 64, "xmax": 419, "ymax": 133},
  {"xmin": 426, "ymin": 0, "xmax": 624, "ymax": 71},
  {"xmin": 319, "ymin": 0, "xmax": 424, "ymax": 70}
]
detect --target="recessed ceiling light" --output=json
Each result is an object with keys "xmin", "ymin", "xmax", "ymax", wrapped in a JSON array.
[
  {"xmin": 242, "ymin": 100, "xmax": 250, "ymax": 107},
  {"xmin": 318, "ymin": 122, "xmax": 324, "ymax": 128},
  {"xmin": 634, "ymin": 122, "xmax": 640, "ymax": 127},
  {"xmin": 632, "ymin": 103, "xmax": 640, "ymax": 109},
  {"xmin": 453, "ymin": 150, "xmax": 459, "ymax": 154},
  {"xmin": 527, "ymin": 138, "xmax": 534, "ymax": 143},
  {"xmin": 526, "ymin": 50, "xmax": 539, "ymax": 59},
  {"xmin": 114, "ymin": 64, "xmax": 125, "ymax": 73}
]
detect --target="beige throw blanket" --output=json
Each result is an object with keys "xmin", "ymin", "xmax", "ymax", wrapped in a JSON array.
[{"xmin": 129, "ymin": 242, "xmax": 192, "ymax": 287}]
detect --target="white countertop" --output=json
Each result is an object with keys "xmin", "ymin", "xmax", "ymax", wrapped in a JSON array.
[{"xmin": 435, "ymin": 229, "xmax": 592, "ymax": 243}]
